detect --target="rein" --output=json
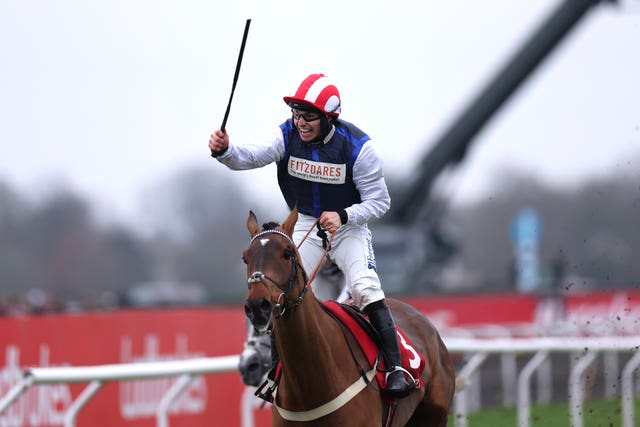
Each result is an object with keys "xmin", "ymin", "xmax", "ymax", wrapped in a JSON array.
[
  {"xmin": 305, "ymin": 229, "xmax": 335, "ymax": 286},
  {"xmin": 292, "ymin": 216, "xmax": 336, "ymax": 287}
]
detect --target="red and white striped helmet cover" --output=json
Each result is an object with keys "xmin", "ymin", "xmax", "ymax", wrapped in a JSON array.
[{"xmin": 283, "ymin": 73, "xmax": 341, "ymax": 118}]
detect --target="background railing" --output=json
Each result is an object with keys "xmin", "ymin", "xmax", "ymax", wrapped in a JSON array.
[
  {"xmin": 446, "ymin": 336, "xmax": 640, "ymax": 427},
  {"xmin": 1, "ymin": 337, "xmax": 639, "ymax": 427}
]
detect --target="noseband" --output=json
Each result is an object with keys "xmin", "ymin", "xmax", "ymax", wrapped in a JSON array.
[{"xmin": 247, "ymin": 229, "xmax": 308, "ymax": 316}]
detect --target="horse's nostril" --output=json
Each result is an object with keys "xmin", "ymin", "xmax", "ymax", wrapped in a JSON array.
[
  {"xmin": 259, "ymin": 298, "xmax": 272, "ymax": 312},
  {"xmin": 244, "ymin": 301, "xmax": 254, "ymax": 318}
]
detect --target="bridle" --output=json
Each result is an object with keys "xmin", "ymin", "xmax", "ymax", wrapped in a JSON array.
[
  {"xmin": 247, "ymin": 229, "xmax": 309, "ymax": 316},
  {"xmin": 246, "ymin": 221, "xmax": 335, "ymax": 317}
]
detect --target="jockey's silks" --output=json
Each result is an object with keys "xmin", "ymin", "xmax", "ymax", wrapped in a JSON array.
[{"xmin": 277, "ymin": 119, "xmax": 369, "ymax": 218}]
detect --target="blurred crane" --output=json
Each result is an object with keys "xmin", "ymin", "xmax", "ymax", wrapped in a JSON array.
[{"xmin": 373, "ymin": 0, "xmax": 617, "ymax": 294}]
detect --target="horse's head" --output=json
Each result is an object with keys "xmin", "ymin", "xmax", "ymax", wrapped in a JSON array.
[{"xmin": 242, "ymin": 208, "xmax": 307, "ymax": 333}]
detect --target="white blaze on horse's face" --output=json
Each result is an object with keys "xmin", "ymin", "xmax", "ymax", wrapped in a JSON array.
[{"xmin": 260, "ymin": 238, "xmax": 269, "ymax": 246}]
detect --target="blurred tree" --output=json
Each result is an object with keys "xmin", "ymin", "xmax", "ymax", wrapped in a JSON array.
[
  {"xmin": 33, "ymin": 187, "xmax": 153, "ymax": 303},
  {"xmin": 103, "ymin": 227, "xmax": 151, "ymax": 295},
  {"xmin": 0, "ymin": 180, "xmax": 153, "ymax": 308},
  {"xmin": 0, "ymin": 181, "xmax": 41, "ymax": 295},
  {"xmin": 140, "ymin": 166, "xmax": 281, "ymax": 304}
]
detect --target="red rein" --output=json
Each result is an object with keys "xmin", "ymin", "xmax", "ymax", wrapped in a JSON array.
[{"xmin": 296, "ymin": 218, "xmax": 336, "ymax": 288}]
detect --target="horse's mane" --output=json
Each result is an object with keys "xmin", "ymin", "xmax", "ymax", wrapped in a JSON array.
[{"xmin": 262, "ymin": 222, "xmax": 280, "ymax": 230}]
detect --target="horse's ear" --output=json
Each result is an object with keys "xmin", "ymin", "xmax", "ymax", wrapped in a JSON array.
[
  {"xmin": 247, "ymin": 210, "xmax": 260, "ymax": 237},
  {"xmin": 280, "ymin": 207, "xmax": 298, "ymax": 237}
]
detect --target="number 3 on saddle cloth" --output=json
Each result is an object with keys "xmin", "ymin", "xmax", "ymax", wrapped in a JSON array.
[{"xmin": 259, "ymin": 301, "xmax": 425, "ymax": 403}]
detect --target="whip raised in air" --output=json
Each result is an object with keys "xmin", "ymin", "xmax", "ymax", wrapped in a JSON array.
[{"xmin": 220, "ymin": 18, "xmax": 251, "ymax": 133}]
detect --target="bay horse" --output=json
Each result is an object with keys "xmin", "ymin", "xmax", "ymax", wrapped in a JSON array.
[{"xmin": 242, "ymin": 208, "xmax": 455, "ymax": 426}]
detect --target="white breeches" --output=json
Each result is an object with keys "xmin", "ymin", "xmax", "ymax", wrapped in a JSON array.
[{"xmin": 293, "ymin": 214, "xmax": 386, "ymax": 310}]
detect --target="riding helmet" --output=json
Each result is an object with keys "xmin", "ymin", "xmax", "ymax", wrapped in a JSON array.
[{"xmin": 283, "ymin": 73, "xmax": 341, "ymax": 119}]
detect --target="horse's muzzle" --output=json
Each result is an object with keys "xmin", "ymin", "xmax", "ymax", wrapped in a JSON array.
[{"xmin": 244, "ymin": 298, "xmax": 273, "ymax": 331}]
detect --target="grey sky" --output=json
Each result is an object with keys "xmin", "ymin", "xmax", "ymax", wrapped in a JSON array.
[{"xmin": 1, "ymin": 0, "xmax": 638, "ymax": 226}]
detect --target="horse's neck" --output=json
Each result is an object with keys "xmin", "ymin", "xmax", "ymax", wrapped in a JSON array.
[
  {"xmin": 274, "ymin": 295, "xmax": 342, "ymax": 379},
  {"xmin": 275, "ymin": 295, "xmax": 329, "ymax": 348}
]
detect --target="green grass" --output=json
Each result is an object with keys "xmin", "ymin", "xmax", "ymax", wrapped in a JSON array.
[{"xmin": 447, "ymin": 399, "xmax": 640, "ymax": 426}]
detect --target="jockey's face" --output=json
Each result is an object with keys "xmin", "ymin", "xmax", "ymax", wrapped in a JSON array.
[{"xmin": 292, "ymin": 109, "xmax": 323, "ymax": 143}]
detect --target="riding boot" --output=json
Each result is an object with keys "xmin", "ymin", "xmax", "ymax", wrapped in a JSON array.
[{"xmin": 366, "ymin": 300, "xmax": 414, "ymax": 399}]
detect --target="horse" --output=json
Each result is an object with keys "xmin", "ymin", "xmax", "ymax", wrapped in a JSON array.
[{"xmin": 242, "ymin": 208, "xmax": 456, "ymax": 426}]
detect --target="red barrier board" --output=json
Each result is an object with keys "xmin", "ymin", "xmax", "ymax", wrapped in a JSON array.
[
  {"xmin": 398, "ymin": 292, "xmax": 539, "ymax": 328},
  {"xmin": 563, "ymin": 289, "xmax": 640, "ymax": 335},
  {"xmin": 0, "ymin": 307, "xmax": 271, "ymax": 426}
]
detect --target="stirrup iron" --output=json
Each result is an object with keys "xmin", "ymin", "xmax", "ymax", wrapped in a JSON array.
[{"xmin": 385, "ymin": 366, "xmax": 419, "ymax": 388}]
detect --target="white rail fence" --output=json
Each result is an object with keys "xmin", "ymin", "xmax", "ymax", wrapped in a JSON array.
[
  {"xmin": 0, "ymin": 356, "xmax": 240, "ymax": 427},
  {"xmin": 1, "ymin": 337, "xmax": 639, "ymax": 427},
  {"xmin": 447, "ymin": 336, "xmax": 640, "ymax": 427}
]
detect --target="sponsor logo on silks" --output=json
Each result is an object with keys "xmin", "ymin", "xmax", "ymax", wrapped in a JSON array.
[
  {"xmin": 288, "ymin": 156, "xmax": 346, "ymax": 185},
  {"xmin": 366, "ymin": 237, "xmax": 377, "ymax": 271}
]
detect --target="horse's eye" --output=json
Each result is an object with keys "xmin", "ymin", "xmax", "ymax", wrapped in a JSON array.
[
  {"xmin": 242, "ymin": 255, "xmax": 248, "ymax": 265},
  {"xmin": 283, "ymin": 248, "xmax": 293, "ymax": 260}
]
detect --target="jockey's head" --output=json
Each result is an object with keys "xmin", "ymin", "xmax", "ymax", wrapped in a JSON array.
[{"xmin": 283, "ymin": 73, "xmax": 340, "ymax": 144}]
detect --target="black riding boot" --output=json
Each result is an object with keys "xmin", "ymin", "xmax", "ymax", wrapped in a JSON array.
[{"xmin": 366, "ymin": 300, "xmax": 414, "ymax": 398}]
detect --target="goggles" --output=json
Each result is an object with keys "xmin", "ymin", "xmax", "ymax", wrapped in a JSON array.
[{"xmin": 291, "ymin": 109, "xmax": 322, "ymax": 122}]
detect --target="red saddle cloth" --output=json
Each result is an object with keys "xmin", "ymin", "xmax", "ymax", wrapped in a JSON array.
[{"xmin": 322, "ymin": 301, "xmax": 425, "ymax": 390}]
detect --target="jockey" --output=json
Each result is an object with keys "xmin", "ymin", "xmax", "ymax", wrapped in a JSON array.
[{"xmin": 209, "ymin": 73, "xmax": 414, "ymax": 398}]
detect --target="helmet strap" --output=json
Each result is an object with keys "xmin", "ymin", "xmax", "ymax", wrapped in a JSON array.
[
  {"xmin": 293, "ymin": 114, "xmax": 335, "ymax": 146},
  {"xmin": 319, "ymin": 115, "xmax": 331, "ymax": 140}
]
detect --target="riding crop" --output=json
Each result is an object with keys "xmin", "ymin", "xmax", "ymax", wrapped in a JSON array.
[{"xmin": 211, "ymin": 18, "xmax": 251, "ymax": 156}]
